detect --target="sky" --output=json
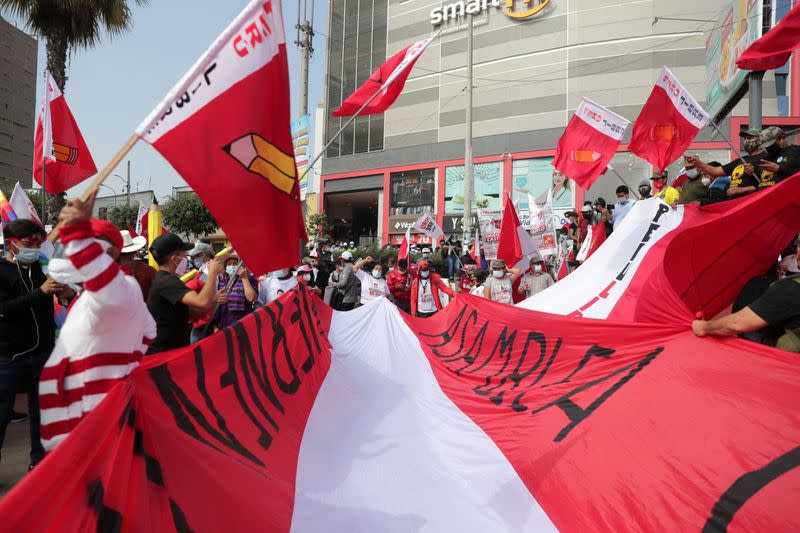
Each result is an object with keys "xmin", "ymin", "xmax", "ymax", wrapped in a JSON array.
[{"xmin": 2, "ymin": 0, "xmax": 328, "ymax": 202}]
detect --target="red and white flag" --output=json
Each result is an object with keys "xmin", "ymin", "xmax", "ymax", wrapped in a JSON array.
[
  {"xmin": 553, "ymin": 97, "xmax": 630, "ymax": 190},
  {"xmin": 33, "ymin": 71, "xmax": 97, "ymax": 194},
  {"xmin": 554, "ymin": 242, "xmax": 570, "ymax": 280},
  {"xmin": 737, "ymin": 3, "xmax": 800, "ymax": 71},
  {"xmin": 9, "ymin": 182, "xmax": 42, "ymax": 225},
  {"xmin": 398, "ymin": 227, "xmax": 411, "ymax": 261},
  {"xmin": 471, "ymin": 226, "xmax": 481, "ymax": 264},
  {"xmin": 333, "ymin": 31, "xmax": 440, "ymax": 117},
  {"xmin": 135, "ymin": 0, "xmax": 305, "ymax": 275},
  {"xmin": 629, "ymin": 66, "xmax": 710, "ymax": 172},
  {"xmin": 413, "ymin": 211, "xmax": 444, "ymax": 243},
  {"xmin": 497, "ymin": 195, "xmax": 539, "ymax": 271},
  {"xmin": 134, "ymin": 201, "xmax": 148, "ymax": 236}
]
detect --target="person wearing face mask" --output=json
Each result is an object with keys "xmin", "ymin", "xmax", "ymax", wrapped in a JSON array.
[
  {"xmin": 352, "ymin": 256, "xmax": 390, "ymax": 305},
  {"xmin": 411, "ymin": 260, "xmax": 454, "ymax": 318},
  {"xmin": 296, "ymin": 264, "xmax": 322, "ymax": 297},
  {"xmin": 483, "ymin": 259, "xmax": 522, "ymax": 304},
  {"xmin": 578, "ymin": 205, "xmax": 592, "ymax": 247},
  {"xmin": 146, "ymin": 233, "xmax": 226, "ymax": 354},
  {"xmin": 185, "ymin": 242, "xmax": 218, "ymax": 343},
  {"xmin": 418, "ymin": 247, "xmax": 432, "ymax": 264},
  {"xmin": 335, "ymin": 250, "xmax": 361, "ymax": 311},
  {"xmin": 213, "ymin": 255, "xmax": 257, "ymax": 330},
  {"xmin": 757, "ymin": 126, "xmax": 800, "ymax": 187},
  {"xmin": 386, "ymin": 258, "xmax": 413, "ymax": 313},
  {"xmin": 38, "ymin": 193, "xmax": 156, "ymax": 453},
  {"xmin": 517, "ymin": 257, "xmax": 555, "ymax": 299},
  {"xmin": 0, "ymin": 219, "xmax": 64, "ymax": 470},
  {"xmin": 685, "ymin": 128, "xmax": 770, "ymax": 200},
  {"xmin": 649, "ymin": 171, "xmax": 680, "ymax": 207},
  {"xmin": 611, "ymin": 186, "xmax": 636, "ymax": 230},
  {"xmin": 638, "ymin": 179, "xmax": 652, "ymax": 199},
  {"xmin": 259, "ymin": 266, "xmax": 298, "ymax": 305},
  {"xmin": 117, "ymin": 230, "xmax": 156, "ymax": 300},
  {"xmin": 678, "ymin": 160, "xmax": 717, "ymax": 205}
]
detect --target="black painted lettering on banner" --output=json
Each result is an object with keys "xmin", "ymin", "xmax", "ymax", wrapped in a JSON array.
[
  {"xmin": 703, "ymin": 446, "xmax": 800, "ymax": 533},
  {"xmin": 419, "ymin": 305, "xmax": 663, "ymax": 442}
]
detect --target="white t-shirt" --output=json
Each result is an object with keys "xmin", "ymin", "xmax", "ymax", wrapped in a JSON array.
[
  {"xmin": 417, "ymin": 279, "xmax": 438, "ymax": 313},
  {"xmin": 470, "ymin": 284, "xmax": 485, "ymax": 297},
  {"xmin": 355, "ymin": 269, "xmax": 389, "ymax": 303},
  {"xmin": 260, "ymin": 274, "xmax": 298, "ymax": 304}
]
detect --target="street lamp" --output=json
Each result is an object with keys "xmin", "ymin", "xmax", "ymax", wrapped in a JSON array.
[{"xmin": 98, "ymin": 184, "xmax": 118, "ymax": 207}]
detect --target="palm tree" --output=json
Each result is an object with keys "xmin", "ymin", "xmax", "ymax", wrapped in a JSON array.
[{"xmin": 0, "ymin": 0, "xmax": 149, "ymax": 91}]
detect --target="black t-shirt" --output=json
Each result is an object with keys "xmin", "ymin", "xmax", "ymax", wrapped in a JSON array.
[
  {"xmin": 721, "ymin": 152, "xmax": 778, "ymax": 190},
  {"xmin": 749, "ymin": 276, "xmax": 800, "ymax": 333},
  {"xmin": 147, "ymin": 270, "xmax": 192, "ymax": 354},
  {"xmin": 776, "ymin": 145, "xmax": 800, "ymax": 181}
]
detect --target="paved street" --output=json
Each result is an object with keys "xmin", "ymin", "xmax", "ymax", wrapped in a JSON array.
[{"xmin": 0, "ymin": 396, "xmax": 32, "ymax": 498}]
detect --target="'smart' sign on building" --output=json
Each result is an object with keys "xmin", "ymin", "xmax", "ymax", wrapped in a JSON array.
[{"xmin": 431, "ymin": 0, "xmax": 551, "ymax": 26}]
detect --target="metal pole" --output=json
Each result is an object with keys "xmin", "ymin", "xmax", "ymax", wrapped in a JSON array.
[
  {"xmin": 710, "ymin": 122, "xmax": 744, "ymax": 161},
  {"xmin": 608, "ymin": 167, "xmax": 641, "ymax": 200},
  {"xmin": 126, "ymin": 160, "xmax": 131, "ymax": 210},
  {"xmin": 462, "ymin": 13, "xmax": 474, "ymax": 245},
  {"xmin": 748, "ymin": 71, "xmax": 765, "ymax": 131},
  {"xmin": 41, "ymin": 156, "xmax": 47, "ymax": 227}
]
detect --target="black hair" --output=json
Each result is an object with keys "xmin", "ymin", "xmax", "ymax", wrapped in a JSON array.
[
  {"xmin": 583, "ymin": 201, "xmax": 592, "ymax": 206},
  {"xmin": 475, "ymin": 270, "xmax": 489, "ymax": 283},
  {"xmin": 616, "ymin": 185, "xmax": 629, "ymax": 194},
  {"xmin": 4, "ymin": 219, "xmax": 45, "ymax": 240},
  {"xmin": 398, "ymin": 258, "xmax": 408, "ymax": 269},
  {"xmin": 594, "ymin": 197, "xmax": 607, "ymax": 208}
]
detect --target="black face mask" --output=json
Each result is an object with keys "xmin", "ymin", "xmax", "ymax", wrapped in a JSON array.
[
  {"xmin": 582, "ymin": 213, "xmax": 592, "ymax": 220},
  {"xmin": 766, "ymin": 143, "xmax": 782, "ymax": 158}
]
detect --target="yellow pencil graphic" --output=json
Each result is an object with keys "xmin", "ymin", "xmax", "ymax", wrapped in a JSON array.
[
  {"xmin": 223, "ymin": 133, "xmax": 297, "ymax": 196},
  {"xmin": 53, "ymin": 143, "xmax": 78, "ymax": 165}
]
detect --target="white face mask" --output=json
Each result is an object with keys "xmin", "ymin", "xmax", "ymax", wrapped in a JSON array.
[
  {"xmin": 225, "ymin": 265, "xmax": 237, "ymax": 277},
  {"xmin": 618, "ymin": 196, "xmax": 629, "ymax": 205},
  {"xmin": 14, "ymin": 246, "xmax": 40, "ymax": 265},
  {"xmin": 372, "ymin": 269, "xmax": 382, "ymax": 279},
  {"xmin": 685, "ymin": 167, "xmax": 700, "ymax": 180},
  {"xmin": 701, "ymin": 177, "xmax": 712, "ymax": 187},
  {"xmin": 493, "ymin": 270, "xmax": 504, "ymax": 278},
  {"xmin": 175, "ymin": 256, "xmax": 188, "ymax": 276},
  {"xmin": 420, "ymin": 270, "xmax": 430, "ymax": 279},
  {"xmin": 533, "ymin": 265, "xmax": 543, "ymax": 273}
]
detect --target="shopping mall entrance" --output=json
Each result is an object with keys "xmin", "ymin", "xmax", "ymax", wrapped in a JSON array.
[{"xmin": 323, "ymin": 174, "xmax": 384, "ymax": 245}]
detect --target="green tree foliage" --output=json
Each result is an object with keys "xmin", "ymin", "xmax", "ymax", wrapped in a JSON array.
[
  {"xmin": 161, "ymin": 194, "xmax": 218, "ymax": 239},
  {"xmin": 1, "ymin": 0, "xmax": 150, "ymax": 91},
  {"xmin": 106, "ymin": 203, "xmax": 139, "ymax": 230},
  {"xmin": 306, "ymin": 213, "xmax": 333, "ymax": 240},
  {"xmin": 24, "ymin": 189, "xmax": 66, "ymax": 226}
]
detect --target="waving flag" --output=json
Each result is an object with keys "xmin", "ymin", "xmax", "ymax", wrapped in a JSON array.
[
  {"xmin": 134, "ymin": 201, "xmax": 148, "ymax": 236},
  {"xmin": 497, "ymin": 195, "xmax": 539, "ymax": 271},
  {"xmin": 413, "ymin": 211, "xmax": 444, "ymax": 243},
  {"xmin": 136, "ymin": 0, "xmax": 305, "ymax": 276},
  {"xmin": 471, "ymin": 226, "xmax": 481, "ymax": 264},
  {"xmin": 398, "ymin": 227, "xmax": 411, "ymax": 261},
  {"xmin": 553, "ymin": 98, "xmax": 630, "ymax": 189},
  {"xmin": 0, "ymin": 190, "xmax": 18, "ymax": 227},
  {"xmin": 33, "ymin": 71, "xmax": 97, "ymax": 193},
  {"xmin": 333, "ymin": 31, "xmax": 440, "ymax": 117},
  {"xmin": 9, "ymin": 182, "xmax": 42, "ymax": 225},
  {"xmin": 629, "ymin": 66, "xmax": 710, "ymax": 172},
  {"xmin": 737, "ymin": 3, "xmax": 800, "ymax": 71},
  {"xmin": 520, "ymin": 176, "xmax": 800, "ymax": 323},
  {"xmin": 2, "ymin": 281, "xmax": 800, "ymax": 531}
]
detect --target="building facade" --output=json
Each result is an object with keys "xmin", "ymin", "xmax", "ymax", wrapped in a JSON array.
[
  {"xmin": 0, "ymin": 16, "xmax": 37, "ymax": 193},
  {"xmin": 319, "ymin": 0, "xmax": 798, "ymax": 244}
]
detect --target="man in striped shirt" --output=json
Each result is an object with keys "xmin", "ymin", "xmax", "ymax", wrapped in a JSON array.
[{"xmin": 38, "ymin": 191, "xmax": 156, "ymax": 452}]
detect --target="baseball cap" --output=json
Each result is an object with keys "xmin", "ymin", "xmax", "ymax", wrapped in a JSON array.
[
  {"xmin": 490, "ymin": 259, "xmax": 506, "ymax": 269},
  {"xmin": 638, "ymin": 179, "xmax": 650, "ymax": 187},
  {"xmin": 188, "ymin": 242, "xmax": 214, "ymax": 257},
  {"xmin": 580, "ymin": 205, "xmax": 592, "ymax": 213},
  {"xmin": 149, "ymin": 233, "xmax": 193, "ymax": 263},
  {"xmin": 90, "ymin": 219, "xmax": 124, "ymax": 250},
  {"xmin": 341, "ymin": 250, "xmax": 353, "ymax": 261},
  {"xmin": 760, "ymin": 126, "xmax": 785, "ymax": 148},
  {"xmin": 565, "ymin": 210, "xmax": 578, "ymax": 217},
  {"xmin": 739, "ymin": 127, "xmax": 762, "ymax": 138}
]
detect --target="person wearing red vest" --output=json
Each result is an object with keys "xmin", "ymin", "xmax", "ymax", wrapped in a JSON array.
[{"xmin": 410, "ymin": 260, "xmax": 455, "ymax": 318}]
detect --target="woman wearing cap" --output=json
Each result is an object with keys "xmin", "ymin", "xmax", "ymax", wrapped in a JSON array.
[
  {"xmin": 483, "ymin": 259, "xmax": 522, "ymax": 304},
  {"xmin": 118, "ymin": 230, "xmax": 156, "ymax": 300},
  {"xmin": 411, "ymin": 260, "xmax": 454, "ymax": 318}
]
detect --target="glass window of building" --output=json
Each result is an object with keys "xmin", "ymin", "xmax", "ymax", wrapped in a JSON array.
[
  {"xmin": 445, "ymin": 162, "xmax": 502, "ymax": 213},
  {"xmin": 325, "ymin": 0, "xmax": 387, "ymax": 157},
  {"xmin": 512, "ymin": 157, "xmax": 575, "ymax": 211},
  {"xmin": 390, "ymin": 169, "xmax": 436, "ymax": 216}
]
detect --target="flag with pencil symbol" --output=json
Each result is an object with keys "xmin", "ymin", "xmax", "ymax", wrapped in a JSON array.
[
  {"xmin": 223, "ymin": 133, "xmax": 298, "ymax": 198},
  {"xmin": 52, "ymin": 142, "xmax": 79, "ymax": 165}
]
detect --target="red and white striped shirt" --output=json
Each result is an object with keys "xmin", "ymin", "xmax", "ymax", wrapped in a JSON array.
[{"xmin": 39, "ymin": 221, "xmax": 156, "ymax": 451}]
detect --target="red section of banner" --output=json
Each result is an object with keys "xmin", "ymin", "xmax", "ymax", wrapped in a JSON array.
[
  {"xmin": 553, "ymin": 113, "xmax": 621, "ymax": 190},
  {"xmin": 628, "ymin": 85, "xmax": 701, "ymax": 172},
  {"xmin": 408, "ymin": 294, "xmax": 800, "ymax": 532},
  {"xmin": 0, "ymin": 285, "xmax": 332, "ymax": 533},
  {"xmin": 33, "ymin": 96, "xmax": 97, "ymax": 194},
  {"xmin": 496, "ymin": 196, "xmax": 523, "ymax": 269},
  {"xmin": 148, "ymin": 46, "xmax": 306, "ymax": 276},
  {"xmin": 737, "ymin": 4, "xmax": 800, "ymax": 71}
]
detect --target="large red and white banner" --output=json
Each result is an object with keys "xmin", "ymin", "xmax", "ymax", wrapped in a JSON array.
[
  {"xmin": 520, "ymin": 177, "xmax": 800, "ymax": 323},
  {"xmin": 2, "ymin": 280, "xmax": 800, "ymax": 531},
  {"xmin": 136, "ymin": 0, "xmax": 306, "ymax": 275},
  {"xmin": 333, "ymin": 31, "xmax": 439, "ymax": 117},
  {"xmin": 628, "ymin": 66, "xmax": 710, "ymax": 172},
  {"xmin": 33, "ymin": 71, "xmax": 97, "ymax": 194},
  {"xmin": 552, "ymin": 98, "xmax": 629, "ymax": 190}
]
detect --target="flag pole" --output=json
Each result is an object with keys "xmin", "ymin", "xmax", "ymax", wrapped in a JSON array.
[
  {"xmin": 46, "ymin": 134, "xmax": 140, "ymax": 242},
  {"xmin": 41, "ymin": 154, "xmax": 47, "ymax": 227},
  {"xmin": 40, "ymin": 69, "xmax": 48, "ymax": 227},
  {"xmin": 202, "ymin": 258, "xmax": 244, "ymax": 337},
  {"xmin": 709, "ymin": 122, "xmax": 744, "ymax": 162},
  {"xmin": 608, "ymin": 167, "xmax": 641, "ymax": 200}
]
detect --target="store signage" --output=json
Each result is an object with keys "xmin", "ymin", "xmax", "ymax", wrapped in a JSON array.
[
  {"xmin": 442, "ymin": 214, "xmax": 479, "ymax": 234},
  {"xmin": 389, "ymin": 214, "xmax": 425, "ymax": 232},
  {"xmin": 431, "ymin": 0, "xmax": 550, "ymax": 26}
]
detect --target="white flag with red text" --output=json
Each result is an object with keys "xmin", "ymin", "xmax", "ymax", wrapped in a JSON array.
[{"xmin": 413, "ymin": 211, "xmax": 443, "ymax": 243}]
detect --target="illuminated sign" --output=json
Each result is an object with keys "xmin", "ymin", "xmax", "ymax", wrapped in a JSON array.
[{"xmin": 431, "ymin": 0, "xmax": 551, "ymax": 26}]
